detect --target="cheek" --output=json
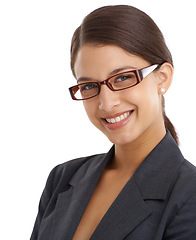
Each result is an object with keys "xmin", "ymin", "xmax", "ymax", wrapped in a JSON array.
[
  {"xmin": 141, "ymin": 94, "xmax": 160, "ymax": 120},
  {"xmin": 124, "ymin": 82, "xmax": 160, "ymax": 122},
  {"xmin": 136, "ymin": 89, "xmax": 160, "ymax": 124}
]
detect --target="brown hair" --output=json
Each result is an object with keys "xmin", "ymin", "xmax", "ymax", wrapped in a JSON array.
[{"xmin": 70, "ymin": 5, "xmax": 179, "ymax": 145}]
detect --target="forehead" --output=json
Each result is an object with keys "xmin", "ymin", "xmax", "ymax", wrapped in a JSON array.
[{"xmin": 74, "ymin": 44, "xmax": 148, "ymax": 79}]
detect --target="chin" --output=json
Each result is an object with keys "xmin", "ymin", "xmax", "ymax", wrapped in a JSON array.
[{"xmin": 105, "ymin": 129, "xmax": 140, "ymax": 146}]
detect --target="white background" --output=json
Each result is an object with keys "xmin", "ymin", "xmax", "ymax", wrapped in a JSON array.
[{"xmin": 0, "ymin": 0, "xmax": 196, "ymax": 238}]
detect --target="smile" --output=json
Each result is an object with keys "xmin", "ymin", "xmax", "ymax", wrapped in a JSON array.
[
  {"xmin": 106, "ymin": 111, "xmax": 131, "ymax": 124},
  {"xmin": 102, "ymin": 110, "xmax": 134, "ymax": 130}
]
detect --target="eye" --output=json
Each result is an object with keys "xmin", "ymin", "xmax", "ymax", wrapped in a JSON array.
[
  {"xmin": 115, "ymin": 73, "xmax": 135, "ymax": 82},
  {"xmin": 80, "ymin": 83, "xmax": 98, "ymax": 92}
]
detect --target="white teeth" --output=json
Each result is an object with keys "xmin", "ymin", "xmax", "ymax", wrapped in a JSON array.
[
  {"xmin": 120, "ymin": 115, "xmax": 125, "ymax": 121},
  {"xmin": 124, "ymin": 112, "xmax": 128, "ymax": 118},
  {"xmin": 106, "ymin": 111, "xmax": 132, "ymax": 124},
  {"xmin": 111, "ymin": 118, "xmax": 115, "ymax": 123},
  {"xmin": 115, "ymin": 116, "xmax": 121, "ymax": 122}
]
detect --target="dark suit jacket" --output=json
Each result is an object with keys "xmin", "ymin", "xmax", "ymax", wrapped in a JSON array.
[{"xmin": 30, "ymin": 132, "xmax": 196, "ymax": 239}]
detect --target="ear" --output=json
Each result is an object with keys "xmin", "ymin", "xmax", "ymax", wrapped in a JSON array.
[{"xmin": 157, "ymin": 62, "xmax": 173, "ymax": 95}]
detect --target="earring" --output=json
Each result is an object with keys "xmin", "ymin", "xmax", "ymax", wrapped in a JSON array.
[{"xmin": 160, "ymin": 88, "xmax": 165, "ymax": 94}]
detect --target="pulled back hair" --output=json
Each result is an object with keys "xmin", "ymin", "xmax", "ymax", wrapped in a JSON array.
[{"xmin": 70, "ymin": 5, "xmax": 179, "ymax": 145}]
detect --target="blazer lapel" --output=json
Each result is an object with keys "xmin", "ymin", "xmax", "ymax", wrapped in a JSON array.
[
  {"xmin": 90, "ymin": 177, "xmax": 152, "ymax": 240},
  {"xmin": 90, "ymin": 131, "xmax": 184, "ymax": 240},
  {"xmin": 51, "ymin": 131, "xmax": 184, "ymax": 240},
  {"xmin": 51, "ymin": 146, "xmax": 114, "ymax": 240}
]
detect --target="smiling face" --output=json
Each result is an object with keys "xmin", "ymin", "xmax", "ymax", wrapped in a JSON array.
[{"xmin": 74, "ymin": 44, "xmax": 169, "ymax": 146}]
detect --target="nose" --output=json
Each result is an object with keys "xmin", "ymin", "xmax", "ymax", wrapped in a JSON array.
[{"xmin": 98, "ymin": 85, "xmax": 120, "ymax": 112}]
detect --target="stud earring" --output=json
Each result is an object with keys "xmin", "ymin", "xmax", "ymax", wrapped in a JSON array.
[{"xmin": 160, "ymin": 88, "xmax": 165, "ymax": 94}]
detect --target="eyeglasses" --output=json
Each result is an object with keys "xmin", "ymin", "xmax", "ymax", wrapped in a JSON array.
[{"xmin": 69, "ymin": 64, "xmax": 159, "ymax": 100}]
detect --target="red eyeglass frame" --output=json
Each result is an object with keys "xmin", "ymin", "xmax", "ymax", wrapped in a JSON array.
[{"xmin": 69, "ymin": 64, "xmax": 160, "ymax": 100}]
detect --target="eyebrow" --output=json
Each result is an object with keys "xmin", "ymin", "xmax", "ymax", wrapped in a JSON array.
[{"xmin": 77, "ymin": 66, "xmax": 135, "ymax": 83}]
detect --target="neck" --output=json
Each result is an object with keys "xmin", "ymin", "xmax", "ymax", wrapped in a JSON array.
[{"xmin": 112, "ymin": 124, "xmax": 166, "ymax": 173}]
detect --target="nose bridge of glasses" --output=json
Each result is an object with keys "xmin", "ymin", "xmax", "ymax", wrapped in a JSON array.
[
  {"xmin": 99, "ymin": 79, "xmax": 114, "ymax": 91},
  {"xmin": 98, "ymin": 79, "xmax": 120, "ymax": 109}
]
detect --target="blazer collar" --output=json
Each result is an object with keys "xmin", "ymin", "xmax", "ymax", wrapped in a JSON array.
[
  {"xmin": 133, "ymin": 131, "xmax": 184, "ymax": 200},
  {"xmin": 55, "ymin": 147, "xmax": 115, "ymax": 239},
  {"xmin": 70, "ymin": 131, "xmax": 184, "ymax": 201},
  {"xmin": 63, "ymin": 131, "xmax": 185, "ymax": 239},
  {"xmin": 67, "ymin": 145, "xmax": 152, "ymax": 240},
  {"xmin": 69, "ymin": 145, "xmax": 114, "ymax": 187}
]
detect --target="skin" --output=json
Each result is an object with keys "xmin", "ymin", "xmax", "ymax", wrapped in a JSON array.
[
  {"xmin": 73, "ymin": 44, "xmax": 173, "ymax": 239},
  {"xmin": 74, "ymin": 44, "xmax": 173, "ymax": 170}
]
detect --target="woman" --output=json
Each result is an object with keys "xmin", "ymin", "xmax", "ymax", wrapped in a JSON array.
[{"xmin": 30, "ymin": 5, "xmax": 196, "ymax": 240}]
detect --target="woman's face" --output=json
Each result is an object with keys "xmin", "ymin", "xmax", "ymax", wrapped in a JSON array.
[{"xmin": 74, "ymin": 44, "xmax": 165, "ymax": 146}]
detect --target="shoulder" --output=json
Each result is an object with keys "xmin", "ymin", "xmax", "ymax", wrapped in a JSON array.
[
  {"xmin": 30, "ymin": 152, "xmax": 108, "ymax": 239},
  {"xmin": 181, "ymin": 158, "xmax": 196, "ymax": 175},
  {"xmin": 164, "ymin": 158, "xmax": 196, "ymax": 221},
  {"xmin": 177, "ymin": 159, "xmax": 196, "ymax": 191},
  {"xmin": 45, "ymin": 153, "xmax": 106, "ymax": 195},
  {"xmin": 163, "ymin": 159, "xmax": 196, "ymax": 238},
  {"xmin": 173, "ymin": 159, "xmax": 196, "ymax": 200}
]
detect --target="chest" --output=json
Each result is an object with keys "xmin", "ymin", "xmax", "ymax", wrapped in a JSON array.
[
  {"xmin": 73, "ymin": 171, "xmax": 132, "ymax": 240},
  {"xmin": 37, "ymin": 171, "xmax": 174, "ymax": 240}
]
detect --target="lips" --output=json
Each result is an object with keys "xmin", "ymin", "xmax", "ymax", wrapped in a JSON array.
[{"xmin": 102, "ymin": 110, "xmax": 134, "ymax": 130}]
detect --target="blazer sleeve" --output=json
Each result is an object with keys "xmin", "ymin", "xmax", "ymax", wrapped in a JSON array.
[{"xmin": 163, "ymin": 192, "xmax": 196, "ymax": 239}]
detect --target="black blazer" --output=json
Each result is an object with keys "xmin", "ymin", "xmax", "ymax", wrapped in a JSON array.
[{"xmin": 30, "ymin": 132, "xmax": 196, "ymax": 240}]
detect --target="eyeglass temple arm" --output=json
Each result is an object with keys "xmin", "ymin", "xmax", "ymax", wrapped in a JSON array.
[{"xmin": 140, "ymin": 64, "xmax": 159, "ymax": 80}]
